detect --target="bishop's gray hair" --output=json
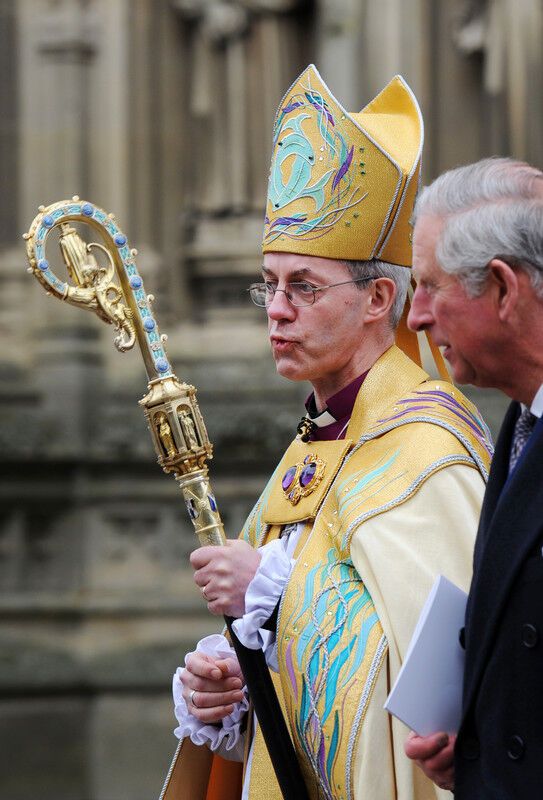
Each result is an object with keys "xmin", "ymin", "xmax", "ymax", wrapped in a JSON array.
[
  {"xmin": 343, "ymin": 258, "xmax": 411, "ymax": 329},
  {"xmin": 414, "ymin": 156, "xmax": 543, "ymax": 298}
]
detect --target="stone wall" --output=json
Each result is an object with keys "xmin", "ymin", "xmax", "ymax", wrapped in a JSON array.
[{"xmin": 0, "ymin": 0, "xmax": 536, "ymax": 797}]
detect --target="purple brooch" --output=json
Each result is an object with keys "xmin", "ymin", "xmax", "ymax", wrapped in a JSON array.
[{"xmin": 281, "ymin": 453, "xmax": 326, "ymax": 505}]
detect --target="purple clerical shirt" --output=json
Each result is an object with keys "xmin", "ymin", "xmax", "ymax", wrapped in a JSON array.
[{"xmin": 304, "ymin": 372, "xmax": 368, "ymax": 441}]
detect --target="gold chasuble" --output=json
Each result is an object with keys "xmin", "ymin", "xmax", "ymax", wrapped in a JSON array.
[
  {"xmin": 240, "ymin": 346, "xmax": 492, "ymax": 800},
  {"xmin": 164, "ymin": 67, "xmax": 489, "ymax": 800}
]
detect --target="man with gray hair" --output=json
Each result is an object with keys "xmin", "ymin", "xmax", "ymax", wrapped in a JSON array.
[{"xmin": 405, "ymin": 156, "xmax": 543, "ymax": 798}]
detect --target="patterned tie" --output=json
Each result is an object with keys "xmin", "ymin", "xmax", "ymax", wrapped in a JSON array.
[{"xmin": 509, "ymin": 406, "xmax": 537, "ymax": 473}]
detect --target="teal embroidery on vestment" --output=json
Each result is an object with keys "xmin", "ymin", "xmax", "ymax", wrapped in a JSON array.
[{"xmin": 284, "ymin": 553, "xmax": 381, "ymax": 799}]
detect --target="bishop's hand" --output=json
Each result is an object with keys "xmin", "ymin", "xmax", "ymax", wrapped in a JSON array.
[
  {"xmin": 180, "ymin": 651, "xmax": 245, "ymax": 724},
  {"xmin": 191, "ymin": 539, "xmax": 262, "ymax": 617}
]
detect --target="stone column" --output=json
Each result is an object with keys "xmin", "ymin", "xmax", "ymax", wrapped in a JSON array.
[
  {"xmin": 317, "ymin": 0, "xmax": 373, "ymax": 107},
  {"xmin": 0, "ymin": 247, "xmax": 34, "ymax": 377},
  {"xmin": 453, "ymin": 0, "xmax": 543, "ymax": 168},
  {"xmin": 0, "ymin": 1, "xmax": 18, "ymax": 247},
  {"xmin": 316, "ymin": 0, "xmax": 432, "ymax": 169},
  {"xmin": 86, "ymin": 0, "xmax": 130, "ymax": 224},
  {"xmin": 17, "ymin": 0, "xmax": 98, "ymax": 227}
]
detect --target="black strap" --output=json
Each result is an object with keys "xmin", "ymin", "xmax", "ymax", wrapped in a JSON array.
[
  {"xmin": 224, "ymin": 617, "xmax": 308, "ymax": 799},
  {"xmin": 261, "ymin": 601, "xmax": 279, "ymax": 632}
]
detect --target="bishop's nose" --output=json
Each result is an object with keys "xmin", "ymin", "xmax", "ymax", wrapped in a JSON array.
[{"xmin": 266, "ymin": 287, "xmax": 297, "ymax": 321}]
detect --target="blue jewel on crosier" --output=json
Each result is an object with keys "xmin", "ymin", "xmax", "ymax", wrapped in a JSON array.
[
  {"xmin": 42, "ymin": 215, "xmax": 54, "ymax": 228},
  {"xmin": 129, "ymin": 276, "xmax": 142, "ymax": 289},
  {"xmin": 38, "ymin": 259, "xmax": 49, "ymax": 271},
  {"xmin": 143, "ymin": 318, "xmax": 156, "ymax": 332},
  {"xmin": 82, "ymin": 203, "xmax": 94, "ymax": 216},
  {"xmin": 155, "ymin": 358, "xmax": 169, "ymax": 373},
  {"xmin": 114, "ymin": 233, "xmax": 127, "ymax": 246},
  {"xmin": 186, "ymin": 499, "xmax": 198, "ymax": 520}
]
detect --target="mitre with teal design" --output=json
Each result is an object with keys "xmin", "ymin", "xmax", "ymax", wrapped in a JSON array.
[{"xmin": 262, "ymin": 64, "xmax": 423, "ymax": 267}]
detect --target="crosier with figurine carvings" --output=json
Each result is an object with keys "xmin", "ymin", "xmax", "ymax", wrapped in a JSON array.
[{"xmin": 23, "ymin": 198, "xmax": 308, "ymax": 800}]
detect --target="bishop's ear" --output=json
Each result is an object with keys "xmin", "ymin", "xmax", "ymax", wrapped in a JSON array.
[{"xmin": 364, "ymin": 277, "xmax": 396, "ymax": 324}]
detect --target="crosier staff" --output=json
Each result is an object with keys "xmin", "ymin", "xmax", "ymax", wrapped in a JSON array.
[{"xmin": 23, "ymin": 198, "xmax": 309, "ymax": 800}]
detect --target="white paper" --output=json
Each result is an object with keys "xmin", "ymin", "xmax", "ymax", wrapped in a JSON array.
[{"xmin": 384, "ymin": 574, "xmax": 467, "ymax": 735}]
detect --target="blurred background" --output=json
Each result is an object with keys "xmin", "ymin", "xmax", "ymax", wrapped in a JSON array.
[{"xmin": 1, "ymin": 1, "xmax": 542, "ymax": 798}]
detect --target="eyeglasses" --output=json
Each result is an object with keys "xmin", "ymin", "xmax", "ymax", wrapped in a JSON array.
[{"xmin": 247, "ymin": 278, "xmax": 374, "ymax": 308}]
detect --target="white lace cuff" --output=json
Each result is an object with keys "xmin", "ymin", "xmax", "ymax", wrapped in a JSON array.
[
  {"xmin": 231, "ymin": 538, "xmax": 294, "ymax": 650},
  {"xmin": 172, "ymin": 634, "xmax": 249, "ymax": 760}
]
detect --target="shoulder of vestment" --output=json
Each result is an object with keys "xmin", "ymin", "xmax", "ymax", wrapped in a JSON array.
[{"xmin": 240, "ymin": 350, "xmax": 492, "ymax": 549}]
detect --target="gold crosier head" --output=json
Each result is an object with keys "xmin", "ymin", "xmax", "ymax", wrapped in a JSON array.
[{"xmin": 23, "ymin": 198, "xmax": 225, "ymax": 546}]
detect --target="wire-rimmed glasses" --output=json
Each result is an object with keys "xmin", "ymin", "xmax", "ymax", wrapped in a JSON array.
[{"xmin": 248, "ymin": 277, "xmax": 374, "ymax": 307}]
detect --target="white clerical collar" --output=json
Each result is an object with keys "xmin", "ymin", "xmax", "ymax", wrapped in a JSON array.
[
  {"xmin": 307, "ymin": 407, "xmax": 337, "ymax": 428},
  {"xmin": 529, "ymin": 383, "xmax": 543, "ymax": 418}
]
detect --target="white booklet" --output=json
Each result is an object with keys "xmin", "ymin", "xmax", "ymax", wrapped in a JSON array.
[{"xmin": 384, "ymin": 574, "xmax": 467, "ymax": 735}]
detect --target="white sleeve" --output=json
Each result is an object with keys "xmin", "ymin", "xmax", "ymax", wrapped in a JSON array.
[
  {"xmin": 349, "ymin": 463, "xmax": 483, "ymax": 662},
  {"xmin": 349, "ymin": 464, "xmax": 484, "ymax": 800},
  {"xmin": 172, "ymin": 634, "xmax": 249, "ymax": 762}
]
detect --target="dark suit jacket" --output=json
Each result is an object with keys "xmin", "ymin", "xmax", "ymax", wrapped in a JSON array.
[{"xmin": 455, "ymin": 402, "xmax": 543, "ymax": 799}]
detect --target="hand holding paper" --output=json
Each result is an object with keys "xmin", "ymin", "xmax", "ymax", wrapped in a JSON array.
[{"xmin": 404, "ymin": 731, "xmax": 456, "ymax": 792}]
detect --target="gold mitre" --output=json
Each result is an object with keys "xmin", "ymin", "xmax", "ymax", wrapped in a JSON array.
[{"xmin": 262, "ymin": 64, "xmax": 423, "ymax": 267}]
